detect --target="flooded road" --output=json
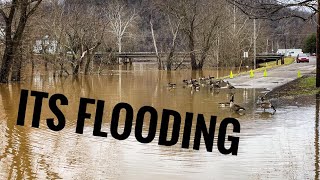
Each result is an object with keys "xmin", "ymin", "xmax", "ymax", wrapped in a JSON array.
[{"xmin": 0, "ymin": 64, "xmax": 318, "ymax": 179}]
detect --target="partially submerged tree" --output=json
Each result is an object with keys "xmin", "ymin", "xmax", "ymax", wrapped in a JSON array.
[
  {"xmin": 0, "ymin": 0, "xmax": 43, "ymax": 83},
  {"xmin": 62, "ymin": 3, "xmax": 105, "ymax": 75}
]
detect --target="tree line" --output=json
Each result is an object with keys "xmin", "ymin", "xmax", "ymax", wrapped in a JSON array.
[{"xmin": 0, "ymin": 0, "xmax": 315, "ymax": 83}]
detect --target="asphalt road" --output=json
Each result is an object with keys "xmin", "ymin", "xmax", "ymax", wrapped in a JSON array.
[{"xmin": 227, "ymin": 56, "xmax": 316, "ymax": 90}]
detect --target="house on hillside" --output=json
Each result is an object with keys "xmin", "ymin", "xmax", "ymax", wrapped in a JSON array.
[{"xmin": 33, "ymin": 35, "xmax": 58, "ymax": 54}]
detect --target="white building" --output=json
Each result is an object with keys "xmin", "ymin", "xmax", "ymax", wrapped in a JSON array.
[
  {"xmin": 276, "ymin": 49, "xmax": 303, "ymax": 57},
  {"xmin": 33, "ymin": 35, "xmax": 58, "ymax": 54},
  {"xmin": 0, "ymin": 28, "xmax": 5, "ymax": 40}
]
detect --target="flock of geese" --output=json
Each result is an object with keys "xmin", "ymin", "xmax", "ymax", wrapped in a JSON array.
[
  {"xmin": 167, "ymin": 75, "xmax": 276, "ymax": 115},
  {"xmin": 168, "ymin": 76, "xmax": 235, "ymax": 91}
]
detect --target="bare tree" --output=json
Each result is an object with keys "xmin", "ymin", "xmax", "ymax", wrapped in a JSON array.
[
  {"xmin": 106, "ymin": 0, "xmax": 137, "ymax": 63},
  {"xmin": 165, "ymin": 15, "xmax": 183, "ymax": 70},
  {"xmin": 221, "ymin": 5, "xmax": 267, "ymax": 69},
  {"xmin": 61, "ymin": 3, "xmax": 105, "ymax": 75},
  {"xmin": 164, "ymin": 0, "xmax": 226, "ymax": 70}
]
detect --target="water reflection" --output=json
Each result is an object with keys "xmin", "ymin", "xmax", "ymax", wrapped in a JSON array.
[
  {"xmin": 0, "ymin": 67, "xmax": 318, "ymax": 179},
  {"xmin": 0, "ymin": 84, "xmax": 60, "ymax": 179}
]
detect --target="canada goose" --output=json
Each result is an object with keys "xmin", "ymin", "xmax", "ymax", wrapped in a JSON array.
[
  {"xmin": 210, "ymin": 81, "xmax": 221, "ymax": 89},
  {"xmin": 259, "ymin": 97, "xmax": 276, "ymax": 112},
  {"xmin": 230, "ymin": 95, "xmax": 245, "ymax": 112},
  {"xmin": 199, "ymin": 76, "xmax": 207, "ymax": 81},
  {"xmin": 192, "ymin": 79, "xmax": 198, "ymax": 84},
  {"xmin": 199, "ymin": 77, "xmax": 209, "ymax": 85},
  {"xmin": 226, "ymin": 81, "xmax": 236, "ymax": 89},
  {"xmin": 216, "ymin": 79, "xmax": 227, "ymax": 87},
  {"xmin": 183, "ymin": 79, "xmax": 190, "ymax": 84},
  {"xmin": 183, "ymin": 79, "xmax": 194, "ymax": 87},
  {"xmin": 167, "ymin": 83, "xmax": 176, "ymax": 88},
  {"xmin": 192, "ymin": 83, "xmax": 200, "ymax": 91}
]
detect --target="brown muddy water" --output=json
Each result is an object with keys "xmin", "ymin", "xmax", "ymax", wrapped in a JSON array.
[{"xmin": 0, "ymin": 64, "xmax": 319, "ymax": 179}]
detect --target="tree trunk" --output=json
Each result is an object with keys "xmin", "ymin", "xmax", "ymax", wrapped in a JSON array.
[
  {"xmin": 73, "ymin": 62, "xmax": 80, "ymax": 75},
  {"xmin": 11, "ymin": 46, "xmax": 23, "ymax": 81},
  {"xmin": 11, "ymin": 58, "xmax": 22, "ymax": 81},
  {"xmin": 118, "ymin": 37, "xmax": 122, "ymax": 64},
  {"xmin": 0, "ymin": 44, "xmax": 14, "ymax": 83},
  {"xmin": 31, "ymin": 50, "xmax": 35, "ymax": 73},
  {"xmin": 317, "ymin": 0, "xmax": 320, "ymax": 87},
  {"xmin": 85, "ymin": 43, "xmax": 101, "ymax": 74},
  {"xmin": 31, "ymin": 59, "xmax": 35, "ymax": 72},
  {"xmin": 166, "ymin": 50, "xmax": 174, "ymax": 71},
  {"xmin": 73, "ymin": 49, "xmax": 84, "ymax": 75},
  {"xmin": 44, "ymin": 60, "xmax": 48, "ymax": 71},
  {"xmin": 72, "ymin": 55, "xmax": 79, "ymax": 75},
  {"xmin": 60, "ymin": 63, "xmax": 64, "ymax": 77},
  {"xmin": 150, "ymin": 20, "xmax": 162, "ymax": 70},
  {"xmin": 85, "ymin": 48, "xmax": 91, "ymax": 75},
  {"xmin": 199, "ymin": 52, "xmax": 206, "ymax": 69},
  {"xmin": 166, "ymin": 32, "xmax": 179, "ymax": 71},
  {"xmin": 188, "ymin": 34, "xmax": 197, "ymax": 70}
]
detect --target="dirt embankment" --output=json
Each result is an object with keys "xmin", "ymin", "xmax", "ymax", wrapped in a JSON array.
[
  {"xmin": 264, "ymin": 74, "xmax": 320, "ymax": 106},
  {"xmin": 263, "ymin": 72, "xmax": 319, "ymax": 101}
]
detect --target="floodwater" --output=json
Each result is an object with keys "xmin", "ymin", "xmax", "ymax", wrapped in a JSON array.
[{"xmin": 0, "ymin": 64, "xmax": 319, "ymax": 179}]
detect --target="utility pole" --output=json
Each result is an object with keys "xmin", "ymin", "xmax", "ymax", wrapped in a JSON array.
[
  {"xmin": 233, "ymin": 5, "xmax": 236, "ymax": 33},
  {"xmin": 253, "ymin": 19, "xmax": 256, "ymax": 69},
  {"xmin": 217, "ymin": 32, "xmax": 220, "ymax": 78},
  {"xmin": 284, "ymin": 33, "xmax": 287, "ymax": 56},
  {"xmin": 317, "ymin": 0, "xmax": 320, "ymax": 87},
  {"xmin": 266, "ymin": 39, "xmax": 268, "ymax": 53}
]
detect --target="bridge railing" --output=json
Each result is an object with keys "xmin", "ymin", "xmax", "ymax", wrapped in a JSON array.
[
  {"xmin": 256, "ymin": 54, "xmax": 285, "ymax": 65},
  {"xmin": 94, "ymin": 52, "xmax": 286, "ymax": 65}
]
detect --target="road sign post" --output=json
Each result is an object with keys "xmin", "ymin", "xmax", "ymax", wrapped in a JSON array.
[{"xmin": 243, "ymin": 52, "xmax": 248, "ymax": 58}]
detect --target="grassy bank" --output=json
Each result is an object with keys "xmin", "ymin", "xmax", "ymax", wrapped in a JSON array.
[
  {"xmin": 266, "ymin": 75, "xmax": 320, "ymax": 99},
  {"xmin": 258, "ymin": 57, "xmax": 295, "ymax": 68},
  {"xmin": 220, "ymin": 57, "xmax": 295, "ymax": 79}
]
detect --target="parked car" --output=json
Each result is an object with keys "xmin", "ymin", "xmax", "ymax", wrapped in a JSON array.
[{"xmin": 296, "ymin": 53, "xmax": 309, "ymax": 63}]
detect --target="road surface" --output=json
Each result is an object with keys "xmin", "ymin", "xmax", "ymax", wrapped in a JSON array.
[{"xmin": 227, "ymin": 57, "xmax": 316, "ymax": 90}]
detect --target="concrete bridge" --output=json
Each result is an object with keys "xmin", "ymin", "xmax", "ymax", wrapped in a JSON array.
[
  {"xmin": 94, "ymin": 52, "xmax": 285, "ymax": 65},
  {"xmin": 115, "ymin": 52, "xmax": 191, "ymax": 63},
  {"xmin": 256, "ymin": 53, "xmax": 285, "ymax": 65}
]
